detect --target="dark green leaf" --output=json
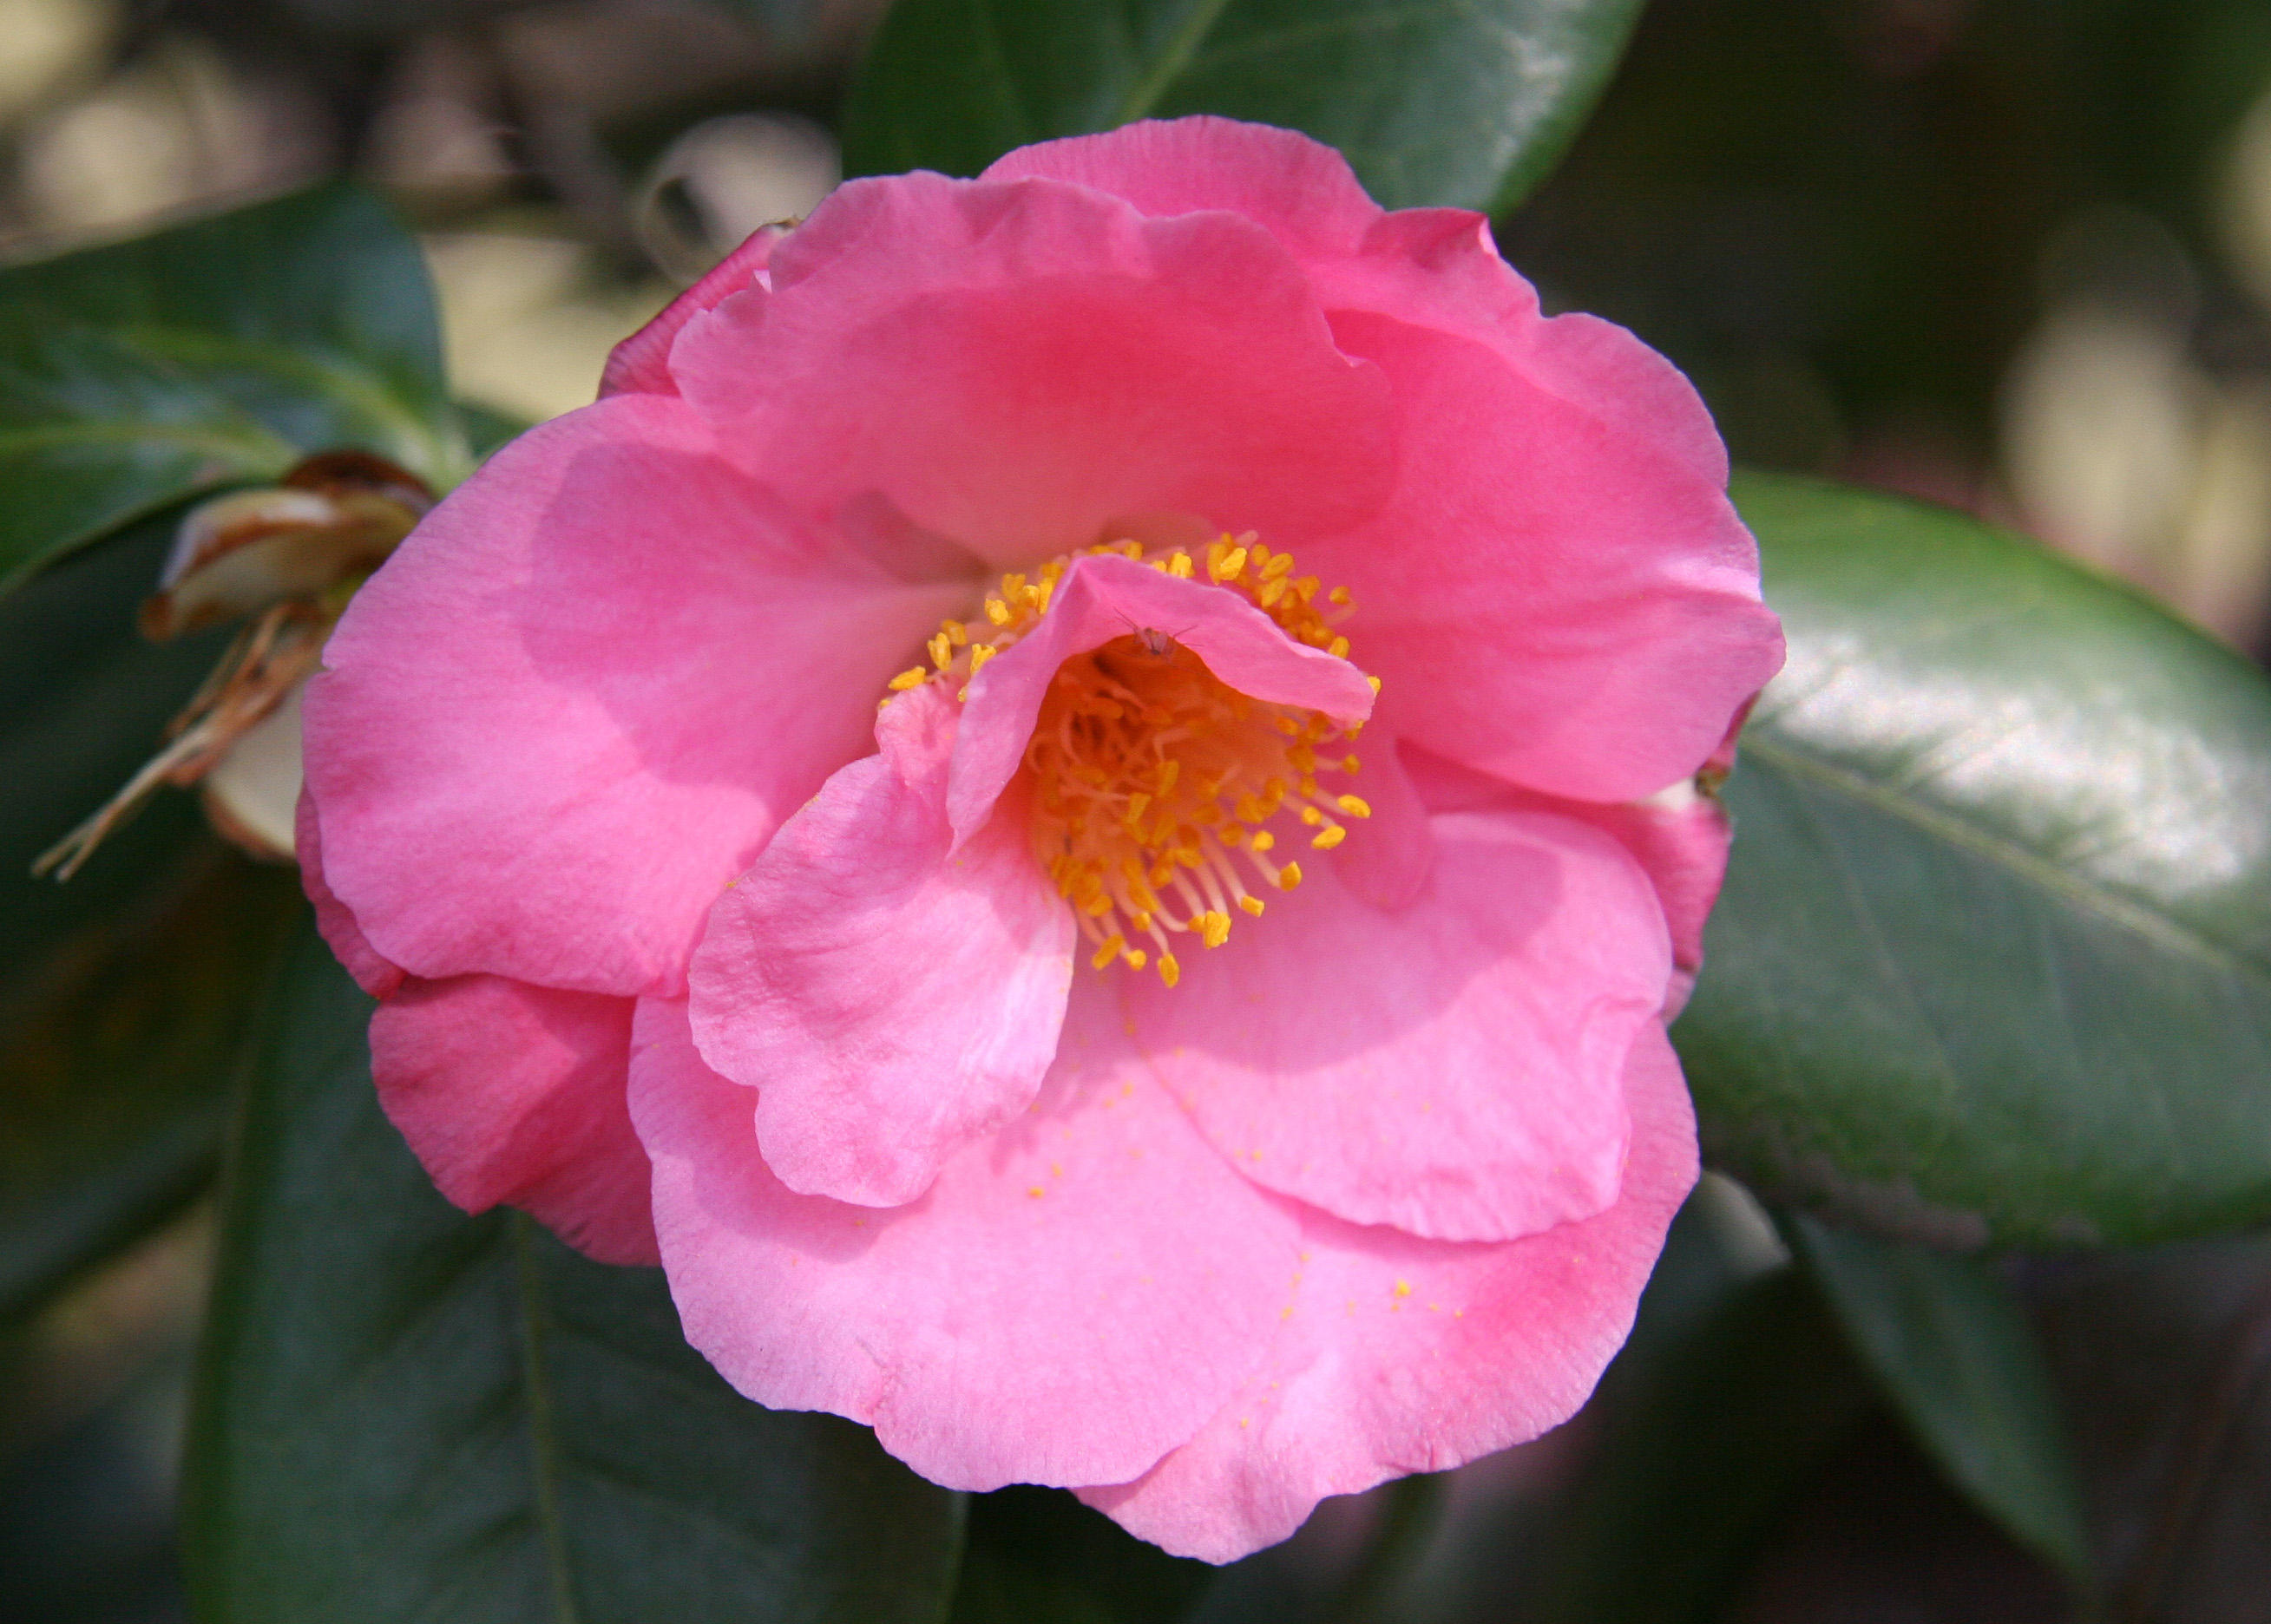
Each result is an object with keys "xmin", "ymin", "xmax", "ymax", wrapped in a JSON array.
[
  {"xmin": 950, "ymin": 1486, "xmax": 1212, "ymax": 1623},
  {"xmin": 1789, "ymin": 1215, "xmax": 2091, "ymax": 1588},
  {"xmin": 0, "ymin": 184, "xmax": 467, "ymax": 595},
  {"xmin": 1529, "ymin": 1210, "xmax": 1873, "ymax": 1624},
  {"xmin": 0, "ymin": 519, "xmax": 301, "ymax": 1324},
  {"xmin": 839, "ymin": 0, "xmax": 1647, "ymax": 212},
  {"xmin": 2031, "ymin": 1234, "xmax": 2271, "ymax": 1620},
  {"xmin": 185, "ymin": 928, "xmax": 966, "ymax": 1623},
  {"xmin": 1678, "ymin": 471, "xmax": 2271, "ymax": 1247}
]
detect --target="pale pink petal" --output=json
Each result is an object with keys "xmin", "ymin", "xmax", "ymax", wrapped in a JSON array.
[
  {"xmin": 669, "ymin": 171, "xmax": 1396, "ymax": 566},
  {"xmin": 688, "ymin": 683, "xmax": 1075, "ymax": 1207},
  {"xmin": 1402, "ymin": 740, "xmax": 1734, "ymax": 1013},
  {"xmin": 307, "ymin": 390, "xmax": 967, "ymax": 996},
  {"xmin": 601, "ymin": 224, "xmax": 782, "ymax": 399},
  {"xmin": 947, "ymin": 553, "xmax": 1376, "ymax": 843},
  {"xmin": 629, "ymin": 988, "xmax": 1302, "ymax": 1491},
  {"xmin": 977, "ymin": 116, "xmax": 1382, "ymax": 262},
  {"xmin": 371, "ymin": 973, "xmax": 656, "ymax": 1266},
  {"xmin": 296, "ymin": 786, "xmax": 402, "ymax": 1000},
  {"xmin": 1080, "ymin": 1022, "xmax": 1698, "ymax": 1562},
  {"xmin": 1127, "ymin": 807, "xmax": 1668, "ymax": 1242},
  {"xmin": 1309, "ymin": 309, "xmax": 1782, "ymax": 803}
]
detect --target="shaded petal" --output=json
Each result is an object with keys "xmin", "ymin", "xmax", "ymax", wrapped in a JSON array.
[
  {"xmin": 1080, "ymin": 1022, "xmax": 1698, "ymax": 1562},
  {"xmin": 948, "ymin": 553, "xmax": 1375, "ymax": 845},
  {"xmin": 670, "ymin": 171, "xmax": 1396, "ymax": 566},
  {"xmin": 629, "ymin": 987, "xmax": 1301, "ymax": 1491},
  {"xmin": 371, "ymin": 973, "xmax": 656, "ymax": 1266},
  {"xmin": 1323, "ymin": 726, "xmax": 1435, "ymax": 914},
  {"xmin": 1128, "ymin": 807, "xmax": 1669, "ymax": 1242},
  {"xmin": 601, "ymin": 223, "xmax": 782, "ymax": 399},
  {"xmin": 688, "ymin": 683, "xmax": 1076, "ymax": 1207},
  {"xmin": 296, "ymin": 786, "xmax": 402, "ymax": 1000},
  {"xmin": 307, "ymin": 390, "xmax": 963, "ymax": 996}
]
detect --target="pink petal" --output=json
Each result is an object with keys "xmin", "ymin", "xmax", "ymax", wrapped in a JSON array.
[
  {"xmin": 296, "ymin": 786, "xmax": 402, "ymax": 1000},
  {"xmin": 668, "ymin": 170, "xmax": 1397, "ymax": 566},
  {"xmin": 1402, "ymin": 741, "xmax": 1734, "ymax": 1014},
  {"xmin": 1311, "ymin": 308, "xmax": 1783, "ymax": 802},
  {"xmin": 371, "ymin": 972, "xmax": 656, "ymax": 1266},
  {"xmin": 977, "ymin": 116, "xmax": 1382, "ymax": 263},
  {"xmin": 628, "ymin": 988, "xmax": 1302, "ymax": 1491},
  {"xmin": 1080, "ymin": 1021, "xmax": 1699, "ymax": 1562},
  {"xmin": 947, "ymin": 552, "xmax": 1376, "ymax": 845},
  {"xmin": 688, "ymin": 683, "xmax": 1076, "ymax": 1207},
  {"xmin": 306, "ymin": 390, "xmax": 968, "ymax": 996},
  {"xmin": 1323, "ymin": 726, "xmax": 1436, "ymax": 914},
  {"xmin": 1128, "ymin": 805, "xmax": 1669, "ymax": 1243},
  {"xmin": 601, "ymin": 225, "xmax": 783, "ymax": 400}
]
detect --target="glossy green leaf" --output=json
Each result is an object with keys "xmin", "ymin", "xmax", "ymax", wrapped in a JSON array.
[
  {"xmin": 0, "ymin": 518, "xmax": 300, "ymax": 1324},
  {"xmin": 1677, "ymin": 471, "xmax": 2271, "ymax": 1247},
  {"xmin": 839, "ymin": 0, "xmax": 1648, "ymax": 212},
  {"xmin": 185, "ymin": 928, "xmax": 966, "ymax": 1623},
  {"xmin": 0, "ymin": 184, "xmax": 467, "ymax": 596},
  {"xmin": 1789, "ymin": 1215, "xmax": 2091, "ymax": 1588}
]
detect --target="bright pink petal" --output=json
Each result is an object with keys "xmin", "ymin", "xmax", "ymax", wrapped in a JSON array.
[
  {"xmin": 371, "ymin": 973, "xmax": 656, "ymax": 1266},
  {"xmin": 629, "ymin": 988, "xmax": 1301, "ymax": 1491},
  {"xmin": 1323, "ymin": 725, "xmax": 1435, "ymax": 914},
  {"xmin": 296, "ymin": 787, "xmax": 402, "ymax": 999},
  {"xmin": 1129, "ymin": 806, "xmax": 1667, "ymax": 1242},
  {"xmin": 688, "ymin": 683, "xmax": 1075, "ymax": 1207},
  {"xmin": 947, "ymin": 553, "xmax": 1375, "ymax": 844},
  {"xmin": 669, "ymin": 171, "xmax": 1396, "ymax": 566},
  {"xmin": 978, "ymin": 117, "xmax": 1382, "ymax": 263},
  {"xmin": 1310, "ymin": 309, "xmax": 1782, "ymax": 802},
  {"xmin": 601, "ymin": 224, "xmax": 783, "ymax": 399},
  {"xmin": 1080, "ymin": 1022, "xmax": 1699, "ymax": 1562},
  {"xmin": 307, "ymin": 390, "xmax": 967, "ymax": 997}
]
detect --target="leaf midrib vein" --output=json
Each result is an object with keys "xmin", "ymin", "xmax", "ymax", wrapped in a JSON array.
[{"xmin": 1746, "ymin": 732, "xmax": 2271, "ymax": 992}]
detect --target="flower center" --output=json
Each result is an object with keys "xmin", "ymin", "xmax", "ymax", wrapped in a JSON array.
[{"xmin": 887, "ymin": 534, "xmax": 1375, "ymax": 987}]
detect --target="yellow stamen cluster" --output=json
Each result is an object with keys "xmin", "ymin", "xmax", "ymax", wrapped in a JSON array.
[{"xmin": 885, "ymin": 534, "xmax": 1375, "ymax": 987}]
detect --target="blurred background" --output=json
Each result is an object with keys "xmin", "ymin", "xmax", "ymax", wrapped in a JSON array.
[{"xmin": 6, "ymin": 1, "xmax": 2271, "ymax": 1619}]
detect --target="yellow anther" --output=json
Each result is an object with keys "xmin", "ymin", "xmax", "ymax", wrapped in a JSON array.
[
  {"xmin": 1199, "ymin": 911, "xmax": 1232, "ymax": 948},
  {"xmin": 1342, "ymin": 755, "xmax": 1362, "ymax": 773},
  {"xmin": 928, "ymin": 632, "xmax": 953, "ymax": 669},
  {"xmin": 887, "ymin": 667, "xmax": 928, "ymax": 691},
  {"xmin": 1329, "ymin": 586, "xmax": 1352, "ymax": 606},
  {"xmin": 1126, "ymin": 791, "xmax": 1151, "ymax": 824},
  {"xmin": 1126, "ymin": 947, "xmax": 1148, "ymax": 970},
  {"xmin": 986, "ymin": 598, "xmax": 1011, "ymax": 625},
  {"xmin": 1258, "ymin": 577, "xmax": 1288, "ymax": 607},
  {"xmin": 1215, "ymin": 546, "xmax": 1248, "ymax": 580},
  {"xmin": 1092, "ymin": 934, "xmax": 1127, "ymax": 970},
  {"xmin": 1239, "ymin": 895, "xmax": 1266, "ymax": 917},
  {"xmin": 1165, "ymin": 551, "xmax": 1194, "ymax": 578},
  {"xmin": 1336, "ymin": 795, "xmax": 1372, "ymax": 818},
  {"xmin": 943, "ymin": 619, "xmax": 968, "ymax": 646},
  {"xmin": 1278, "ymin": 862, "xmax": 1303, "ymax": 890},
  {"xmin": 1154, "ymin": 760, "xmax": 1180, "ymax": 794},
  {"xmin": 1158, "ymin": 953, "xmax": 1181, "ymax": 987},
  {"xmin": 1250, "ymin": 830, "xmax": 1276, "ymax": 853},
  {"xmin": 1311, "ymin": 823, "xmax": 1347, "ymax": 850},
  {"xmin": 1300, "ymin": 805, "xmax": 1324, "ymax": 826},
  {"xmin": 1220, "ymin": 824, "xmax": 1247, "ymax": 847},
  {"xmin": 1261, "ymin": 552, "xmax": 1295, "ymax": 580},
  {"xmin": 1328, "ymin": 635, "xmax": 1351, "ymax": 658},
  {"xmin": 1367, "ymin": 674, "xmax": 1382, "ymax": 693},
  {"xmin": 969, "ymin": 644, "xmax": 997, "ymax": 675}
]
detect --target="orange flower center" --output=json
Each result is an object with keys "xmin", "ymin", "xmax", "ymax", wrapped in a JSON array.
[{"xmin": 887, "ymin": 534, "xmax": 1375, "ymax": 986}]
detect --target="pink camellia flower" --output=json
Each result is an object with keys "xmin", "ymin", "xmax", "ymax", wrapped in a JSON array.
[{"xmin": 300, "ymin": 116, "xmax": 1782, "ymax": 1560}]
